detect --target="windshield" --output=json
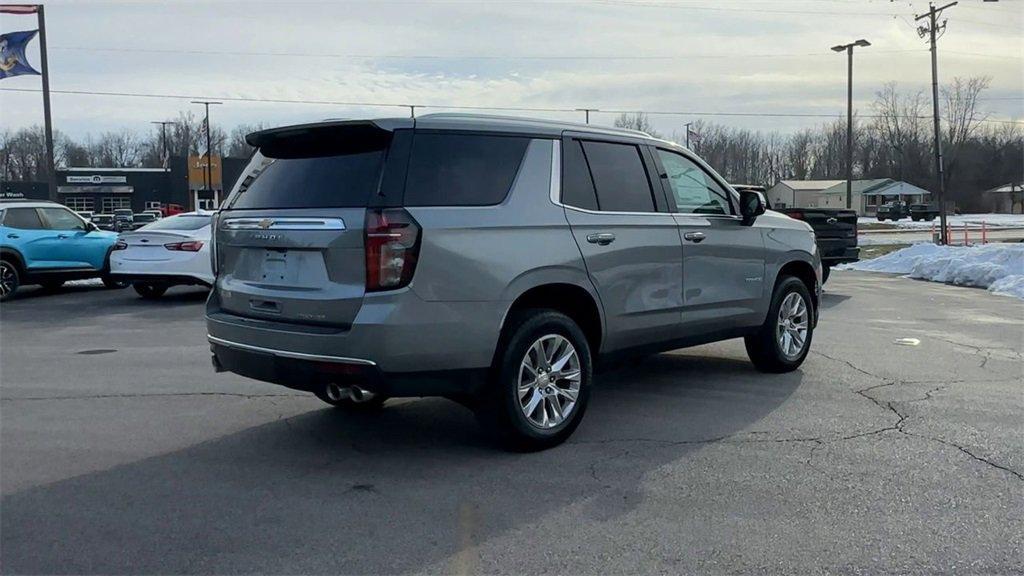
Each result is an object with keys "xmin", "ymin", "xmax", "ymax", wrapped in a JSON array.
[{"xmin": 139, "ymin": 214, "xmax": 211, "ymax": 231}]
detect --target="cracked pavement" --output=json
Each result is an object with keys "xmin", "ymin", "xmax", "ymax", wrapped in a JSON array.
[{"xmin": 1, "ymin": 270, "xmax": 1022, "ymax": 574}]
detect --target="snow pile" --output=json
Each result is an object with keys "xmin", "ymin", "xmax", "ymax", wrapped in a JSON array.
[
  {"xmin": 859, "ymin": 213, "xmax": 1024, "ymax": 230},
  {"xmin": 839, "ymin": 242, "xmax": 1024, "ymax": 299}
]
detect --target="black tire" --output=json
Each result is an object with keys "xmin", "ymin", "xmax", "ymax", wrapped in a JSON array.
[
  {"xmin": 821, "ymin": 265, "xmax": 831, "ymax": 285},
  {"xmin": 745, "ymin": 276, "xmax": 814, "ymax": 373},
  {"xmin": 477, "ymin": 309, "xmax": 593, "ymax": 451},
  {"xmin": 39, "ymin": 279, "xmax": 65, "ymax": 291},
  {"xmin": 133, "ymin": 283, "xmax": 168, "ymax": 299},
  {"xmin": 314, "ymin": 384, "xmax": 388, "ymax": 410},
  {"xmin": 877, "ymin": 216, "xmax": 884, "ymax": 222},
  {"xmin": 102, "ymin": 275, "xmax": 129, "ymax": 289},
  {"xmin": 0, "ymin": 259, "xmax": 20, "ymax": 302}
]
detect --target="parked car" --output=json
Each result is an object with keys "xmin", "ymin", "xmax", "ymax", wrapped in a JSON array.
[
  {"xmin": 0, "ymin": 200, "xmax": 127, "ymax": 301},
  {"xmin": 876, "ymin": 201, "xmax": 909, "ymax": 221},
  {"xmin": 207, "ymin": 115, "xmax": 821, "ymax": 450},
  {"xmin": 909, "ymin": 203, "xmax": 938, "ymax": 221},
  {"xmin": 129, "ymin": 212, "xmax": 159, "ymax": 230},
  {"xmin": 91, "ymin": 214, "xmax": 117, "ymax": 231},
  {"xmin": 736, "ymin": 187, "xmax": 858, "ymax": 285},
  {"xmin": 112, "ymin": 208, "xmax": 134, "ymax": 231},
  {"xmin": 76, "ymin": 211, "xmax": 94, "ymax": 221},
  {"xmin": 109, "ymin": 211, "xmax": 214, "ymax": 298},
  {"xmin": 140, "ymin": 209, "xmax": 163, "ymax": 220},
  {"xmin": 160, "ymin": 204, "xmax": 185, "ymax": 217}
]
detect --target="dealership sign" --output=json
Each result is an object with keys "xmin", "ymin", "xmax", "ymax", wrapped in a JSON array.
[{"xmin": 66, "ymin": 175, "xmax": 128, "ymax": 184}]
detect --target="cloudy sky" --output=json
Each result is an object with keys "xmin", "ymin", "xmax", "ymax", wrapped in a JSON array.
[{"xmin": 1, "ymin": 0, "xmax": 1021, "ymax": 142}]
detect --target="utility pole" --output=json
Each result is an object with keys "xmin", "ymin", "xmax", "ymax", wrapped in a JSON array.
[
  {"xmin": 191, "ymin": 101, "xmax": 221, "ymax": 197},
  {"xmin": 917, "ymin": 1, "xmax": 957, "ymax": 245},
  {"xmin": 831, "ymin": 39, "xmax": 871, "ymax": 211},
  {"xmin": 150, "ymin": 121, "xmax": 175, "ymax": 170},
  {"xmin": 684, "ymin": 122, "xmax": 693, "ymax": 149},
  {"xmin": 575, "ymin": 108, "xmax": 598, "ymax": 124},
  {"xmin": 407, "ymin": 105, "xmax": 417, "ymax": 118}
]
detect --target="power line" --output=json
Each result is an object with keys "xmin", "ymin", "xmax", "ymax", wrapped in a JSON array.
[
  {"xmin": 47, "ymin": 45, "xmax": 932, "ymax": 61},
  {"xmin": 3, "ymin": 86, "xmax": 1021, "ymax": 124}
]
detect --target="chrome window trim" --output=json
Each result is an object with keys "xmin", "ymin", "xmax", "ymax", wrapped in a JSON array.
[
  {"xmin": 221, "ymin": 217, "xmax": 346, "ymax": 231},
  {"xmin": 208, "ymin": 335, "xmax": 376, "ymax": 366},
  {"xmin": 550, "ymin": 138, "xmax": 674, "ymax": 218}
]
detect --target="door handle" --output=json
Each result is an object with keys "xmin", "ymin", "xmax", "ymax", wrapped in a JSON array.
[
  {"xmin": 586, "ymin": 232, "xmax": 616, "ymax": 246},
  {"xmin": 57, "ymin": 234, "xmax": 70, "ymax": 239},
  {"xmin": 6, "ymin": 234, "xmax": 18, "ymax": 239},
  {"xmin": 683, "ymin": 232, "xmax": 706, "ymax": 243}
]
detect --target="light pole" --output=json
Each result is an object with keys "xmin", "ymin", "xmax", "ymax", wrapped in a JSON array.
[
  {"xmin": 831, "ymin": 39, "xmax": 870, "ymax": 211},
  {"xmin": 150, "ymin": 121, "xmax": 176, "ymax": 170},
  {"xmin": 191, "ymin": 101, "xmax": 222, "ymax": 198}
]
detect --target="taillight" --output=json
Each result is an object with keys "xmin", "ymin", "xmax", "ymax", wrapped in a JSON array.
[
  {"xmin": 164, "ymin": 240, "xmax": 204, "ymax": 252},
  {"xmin": 787, "ymin": 211, "xmax": 804, "ymax": 220},
  {"xmin": 113, "ymin": 239, "xmax": 128, "ymax": 251},
  {"xmin": 365, "ymin": 208, "xmax": 421, "ymax": 292}
]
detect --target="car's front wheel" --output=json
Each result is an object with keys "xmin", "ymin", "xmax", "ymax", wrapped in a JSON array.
[
  {"xmin": 745, "ymin": 276, "xmax": 814, "ymax": 373},
  {"xmin": 478, "ymin": 309, "xmax": 593, "ymax": 451},
  {"xmin": 0, "ymin": 260, "xmax": 20, "ymax": 302},
  {"xmin": 133, "ymin": 283, "xmax": 168, "ymax": 299}
]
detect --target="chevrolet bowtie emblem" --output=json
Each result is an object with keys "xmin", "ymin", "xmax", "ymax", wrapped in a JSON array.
[{"xmin": 258, "ymin": 218, "xmax": 274, "ymax": 229}]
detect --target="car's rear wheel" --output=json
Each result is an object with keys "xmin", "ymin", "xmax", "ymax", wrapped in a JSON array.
[
  {"xmin": 315, "ymin": 384, "xmax": 388, "ymax": 410},
  {"xmin": 478, "ymin": 309, "xmax": 593, "ymax": 451},
  {"xmin": 745, "ymin": 276, "xmax": 814, "ymax": 373},
  {"xmin": 133, "ymin": 283, "xmax": 168, "ymax": 299},
  {"xmin": 0, "ymin": 260, "xmax": 20, "ymax": 302}
]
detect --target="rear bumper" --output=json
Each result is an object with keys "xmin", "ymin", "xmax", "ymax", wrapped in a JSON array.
[
  {"xmin": 109, "ymin": 273, "xmax": 211, "ymax": 286},
  {"xmin": 820, "ymin": 247, "xmax": 860, "ymax": 266},
  {"xmin": 209, "ymin": 336, "xmax": 487, "ymax": 398}
]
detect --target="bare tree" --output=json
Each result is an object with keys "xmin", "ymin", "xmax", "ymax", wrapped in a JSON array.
[
  {"xmin": 613, "ymin": 112, "xmax": 661, "ymax": 138},
  {"xmin": 942, "ymin": 76, "xmax": 991, "ymax": 189},
  {"xmin": 227, "ymin": 123, "xmax": 264, "ymax": 158}
]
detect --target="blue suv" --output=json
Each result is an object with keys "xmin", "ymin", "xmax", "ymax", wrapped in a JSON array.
[{"xmin": 0, "ymin": 200, "xmax": 126, "ymax": 301}]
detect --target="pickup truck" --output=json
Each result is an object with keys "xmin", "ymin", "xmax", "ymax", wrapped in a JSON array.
[
  {"xmin": 734, "ymin": 185, "xmax": 858, "ymax": 283},
  {"xmin": 909, "ymin": 203, "xmax": 938, "ymax": 221},
  {"xmin": 876, "ymin": 201, "xmax": 908, "ymax": 221}
]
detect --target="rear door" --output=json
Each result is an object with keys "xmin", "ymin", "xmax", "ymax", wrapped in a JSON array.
[
  {"xmin": 560, "ymin": 135, "xmax": 683, "ymax": 353},
  {"xmin": 214, "ymin": 123, "xmax": 406, "ymax": 328},
  {"xmin": 1, "ymin": 208, "xmax": 58, "ymax": 269}
]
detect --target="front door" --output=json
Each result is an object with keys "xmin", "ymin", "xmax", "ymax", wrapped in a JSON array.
[
  {"xmin": 652, "ymin": 148, "xmax": 765, "ymax": 333},
  {"xmin": 36, "ymin": 206, "xmax": 109, "ymax": 270},
  {"xmin": 560, "ymin": 137, "xmax": 683, "ymax": 353}
]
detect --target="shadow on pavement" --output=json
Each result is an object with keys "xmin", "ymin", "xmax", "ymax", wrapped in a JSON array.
[{"xmin": 1, "ymin": 353, "xmax": 801, "ymax": 574}]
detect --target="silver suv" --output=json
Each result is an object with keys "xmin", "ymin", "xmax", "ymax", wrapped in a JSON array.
[{"xmin": 207, "ymin": 114, "xmax": 821, "ymax": 450}]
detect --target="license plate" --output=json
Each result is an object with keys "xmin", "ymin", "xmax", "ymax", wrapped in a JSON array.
[{"xmin": 261, "ymin": 250, "xmax": 293, "ymax": 284}]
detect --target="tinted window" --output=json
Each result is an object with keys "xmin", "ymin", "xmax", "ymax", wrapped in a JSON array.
[
  {"xmin": 656, "ymin": 150, "xmax": 732, "ymax": 215},
  {"xmin": 3, "ymin": 208, "xmax": 44, "ymax": 230},
  {"xmin": 228, "ymin": 150, "xmax": 386, "ymax": 209},
  {"xmin": 580, "ymin": 141, "xmax": 655, "ymax": 212},
  {"xmin": 403, "ymin": 133, "xmax": 529, "ymax": 206},
  {"xmin": 143, "ymin": 215, "xmax": 210, "ymax": 231},
  {"xmin": 561, "ymin": 139, "xmax": 598, "ymax": 211},
  {"xmin": 134, "ymin": 214, "xmax": 157, "ymax": 223}
]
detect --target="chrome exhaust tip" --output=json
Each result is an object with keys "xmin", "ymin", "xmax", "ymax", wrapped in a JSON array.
[
  {"xmin": 324, "ymin": 383, "xmax": 376, "ymax": 403},
  {"xmin": 325, "ymin": 383, "xmax": 347, "ymax": 402},
  {"xmin": 348, "ymin": 385, "xmax": 376, "ymax": 403}
]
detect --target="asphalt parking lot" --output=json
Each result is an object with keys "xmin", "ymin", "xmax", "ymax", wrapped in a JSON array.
[{"xmin": 1, "ymin": 271, "xmax": 1022, "ymax": 574}]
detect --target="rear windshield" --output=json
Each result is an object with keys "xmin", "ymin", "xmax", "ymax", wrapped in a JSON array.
[
  {"xmin": 141, "ymin": 215, "xmax": 210, "ymax": 231},
  {"xmin": 226, "ymin": 127, "xmax": 391, "ymax": 210}
]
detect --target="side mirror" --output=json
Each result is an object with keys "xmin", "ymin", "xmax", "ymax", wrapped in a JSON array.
[
  {"xmin": 739, "ymin": 190, "xmax": 767, "ymax": 225},
  {"xmin": 86, "ymin": 222, "xmax": 99, "ymax": 232}
]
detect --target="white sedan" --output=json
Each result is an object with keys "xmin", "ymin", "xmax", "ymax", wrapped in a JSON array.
[{"xmin": 109, "ymin": 211, "xmax": 214, "ymax": 299}]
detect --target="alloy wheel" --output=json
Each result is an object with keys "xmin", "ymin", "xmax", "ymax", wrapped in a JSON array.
[
  {"xmin": 776, "ymin": 291, "xmax": 809, "ymax": 359},
  {"xmin": 517, "ymin": 334, "xmax": 582, "ymax": 429},
  {"xmin": 0, "ymin": 262, "xmax": 15, "ymax": 298}
]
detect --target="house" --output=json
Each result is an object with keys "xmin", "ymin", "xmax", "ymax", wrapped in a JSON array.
[
  {"xmin": 765, "ymin": 180, "xmax": 843, "ymax": 210},
  {"xmin": 983, "ymin": 183, "xmax": 1023, "ymax": 214},
  {"xmin": 766, "ymin": 178, "xmax": 932, "ymax": 215},
  {"xmin": 819, "ymin": 179, "xmax": 932, "ymax": 215}
]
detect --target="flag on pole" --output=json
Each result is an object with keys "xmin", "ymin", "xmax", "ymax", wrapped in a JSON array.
[
  {"xmin": 0, "ymin": 30, "xmax": 40, "ymax": 79},
  {"xmin": 687, "ymin": 128, "xmax": 701, "ymax": 144},
  {"xmin": 0, "ymin": 4, "xmax": 39, "ymax": 14}
]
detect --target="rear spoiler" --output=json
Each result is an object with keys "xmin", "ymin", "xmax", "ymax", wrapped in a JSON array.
[{"xmin": 246, "ymin": 119, "xmax": 413, "ymax": 158}]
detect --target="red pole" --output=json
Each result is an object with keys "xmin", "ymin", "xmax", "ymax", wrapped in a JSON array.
[
  {"xmin": 982, "ymin": 221, "xmax": 987, "ymax": 244},
  {"xmin": 963, "ymin": 223, "xmax": 968, "ymax": 246}
]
